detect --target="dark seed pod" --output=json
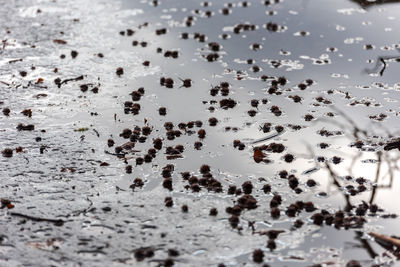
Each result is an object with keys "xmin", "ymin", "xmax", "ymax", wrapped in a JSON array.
[
  {"xmin": 241, "ymin": 181, "xmax": 253, "ymax": 194},
  {"xmin": 252, "ymin": 249, "xmax": 264, "ymax": 263},
  {"xmin": 164, "ymin": 197, "xmax": 173, "ymax": 207},
  {"xmin": 116, "ymin": 67, "xmax": 124, "ymax": 76},
  {"xmin": 209, "ymin": 208, "xmax": 218, "ymax": 216},
  {"xmin": 270, "ymin": 207, "xmax": 280, "ymax": 219}
]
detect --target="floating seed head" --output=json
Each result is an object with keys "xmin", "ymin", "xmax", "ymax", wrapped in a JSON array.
[{"xmin": 116, "ymin": 67, "xmax": 124, "ymax": 76}]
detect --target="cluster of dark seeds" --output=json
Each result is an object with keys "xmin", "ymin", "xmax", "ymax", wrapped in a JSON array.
[
  {"xmin": 193, "ymin": 32, "xmax": 206, "ymax": 42},
  {"xmin": 182, "ymin": 165, "xmax": 222, "ymax": 193},
  {"xmin": 79, "ymin": 83, "xmax": 99, "ymax": 93},
  {"xmin": 119, "ymin": 29, "xmax": 135, "ymax": 36},
  {"xmin": 116, "ymin": 67, "xmax": 124, "ymax": 76},
  {"xmin": 155, "ymin": 28, "xmax": 167, "ymax": 35},
  {"xmin": 180, "ymin": 78, "xmax": 192, "ymax": 88},
  {"xmin": 132, "ymin": 40, "xmax": 148, "ymax": 47},
  {"xmin": 163, "ymin": 50, "xmax": 179, "ymax": 58},
  {"xmin": 318, "ymin": 129, "xmax": 343, "ymax": 137},
  {"xmin": 124, "ymin": 101, "xmax": 141, "ymax": 115},
  {"xmin": 265, "ymin": 22, "xmax": 281, "ymax": 32},
  {"xmin": 208, "ymin": 42, "xmax": 221, "ymax": 51},
  {"xmin": 233, "ymin": 140, "xmax": 245, "ymax": 150},
  {"xmin": 219, "ymin": 98, "xmax": 237, "ymax": 109},
  {"xmin": 205, "ymin": 53, "xmax": 219, "ymax": 62},
  {"xmin": 160, "ymin": 77, "xmax": 174, "ymax": 88},
  {"xmin": 270, "ymin": 106, "xmax": 282, "ymax": 116},
  {"xmin": 16, "ymin": 123, "xmax": 34, "ymax": 131},
  {"xmin": 233, "ymin": 23, "xmax": 256, "ymax": 34},
  {"xmin": 1, "ymin": 1, "xmax": 394, "ymax": 266},
  {"xmin": 2, "ymin": 148, "xmax": 13, "ymax": 158},
  {"xmin": 210, "ymin": 83, "xmax": 230, "ymax": 97},
  {"xmin": 129, "ymin": 178, "xmax": 144, "ymax": 190},
  {"xmin": 315, "ymin": 96, "xmax": 332, "ymax": 104},
  {"xmin": 2, "ymin": 107, "xmax": 10, "ymax": 116},
  {"xmin": 130, "ymin": 87, "xmax": 145, "ymax": 101}
]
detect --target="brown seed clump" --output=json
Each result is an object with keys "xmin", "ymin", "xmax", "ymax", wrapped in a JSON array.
[
  {"xmin": 16, "ymin": 123, "xmax": 34, "ymax": 131},
  {"xmin": 252, "ymin": 249, "xmax": 264, "ymax": 263},
  {"xmin": 241, "ymin": 181, "xmax": 253, "ymax": 194},
  {"xmin": 2, "ymin": 108, "xmax": 10, "ymax": 116},
  {"xmin": 219, "ymin": 98, "xmax": 236, "ymax": 109},
  {"xmin": 208, "ymin": 117, "xmax": 218, "ymax": 126},
  {"xmin": 71, "ymin": 50, "xmax": 78, "ymax": 58},
  {"xmin": 182, "ymin": 79, "xmax": 192, "ymax": 88},
  {"xmin": 159, "ymin": 107, "xmax": 167, "ymax": 116},
  {"xmin": 270, "ymin": 207, "xmax": 280, "ymax": 219},
  {"xmin": 181, "ymin": 205, "xmax": 189, "ymax": 213},
  {"xmin": 164, "ymin": 197, "xmax": 173, "ymax": 207},
  {"xmin": 270, "ymin": 106, "xmax": 282, "ymax": 116},
  {"xmin": 116, "ymin": 67, "xmax": 124, "ymax": 76},
  {"xmin": 2, "ymin": 148, "xmax": 13, "ymax": 158},
  {"xmin": 21, "ymin": 109, "xmax": 32, "ymax": 117},
  {"xmin": 209, "ymin": 207, "xmax": 218, "ymax": 216},
  {"xmin": 156, "ymin": 28, "xmax": 167, "ymax": 35}
]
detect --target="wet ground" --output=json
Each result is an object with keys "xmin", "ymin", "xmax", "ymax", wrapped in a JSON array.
[{"xmin": 1, "ymin": 0, "xmax": 400, "ymax": 266}]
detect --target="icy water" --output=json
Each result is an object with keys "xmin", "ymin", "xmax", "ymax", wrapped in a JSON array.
[{"xmin": 1, "ymin": 0, "xmax": 400, "ymax": 266}]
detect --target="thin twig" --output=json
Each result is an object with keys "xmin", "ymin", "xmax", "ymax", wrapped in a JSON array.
[{"xmin": 9, "ymin": 212, "xmax": 65, "ymax": 226}]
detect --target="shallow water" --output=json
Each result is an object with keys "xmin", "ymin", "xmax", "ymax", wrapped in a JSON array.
[{"xmin": 1, "ymin": 0, "xmax": 400, "ymax": 266}]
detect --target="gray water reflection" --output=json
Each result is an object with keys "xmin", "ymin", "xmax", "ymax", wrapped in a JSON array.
[{"xmin": 109, "ymin": 0, "xmax": 400, "ymax": 264}]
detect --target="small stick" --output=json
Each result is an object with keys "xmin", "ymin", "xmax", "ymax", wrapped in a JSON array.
[
  {"xmin": 250, "ymin": 131, "xmax": 284, "ymax": 145},
  {"xmin": 369, "ymin": 232, "xmax": 400, "ymax": 248},
  {"xmin": 8, "ymin": 58, "xmax": 23, "ymax": 64},
  {"xmin": 10, "ymin": 212, "xmax": 64, "ymax": 226},
  {"xmin": 0, "ymin": 81, "xmax": 10, "ymax": 86}
]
